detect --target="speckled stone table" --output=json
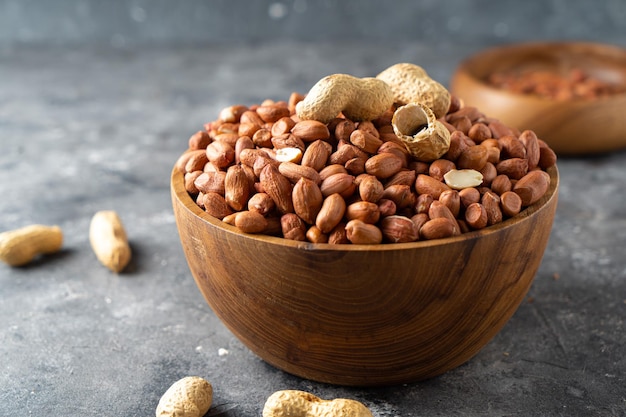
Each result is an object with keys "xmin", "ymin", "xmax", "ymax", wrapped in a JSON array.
[{"xmin": 1, "ymin": 42, "xmax": 625, "ymax": 416}]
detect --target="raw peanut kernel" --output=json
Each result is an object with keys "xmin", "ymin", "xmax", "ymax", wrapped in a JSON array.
[
  {"xmin": 281, "ymin": 213, "xmax": 307, "ymax": 241},
  {"xmin": 365, "ymin": 153, "xmax": 404, "ymax": 179},
  {"xmin": 279, "ymin": 161, "xmax": 321, "ymax": 185},
  {"xmin": 235, "ymin": 210, "xmax": 268, "ymax": 234},
  {"xmin": 420, "ymin": 217, "xmax": 457, "ymax": 240},
  {"xmin": 206, "ymin": 141, "xmax": 235, "ymax": 168},
  {"xmin": 350, "ymin": 129, "xmax": 383, "ymax": 154},
  {"xmin": 358, "ymin": 175, "xmax": 384, "ymax": 203},
  {"xmin": 380, "ymin": 215, "xmax": 419, "ymax": 243},
  {"xmin": 195, "ymin": 171, "xmax": 226, "ymax": 195},
  {"xmin": 491, "ymin": 174, "xmax": 512, "ymax": 195},
  {"xmin": 428, "ymin": 200, "xmax": 461, "ymax": 235},
  {"xmin": 443, "ymin": 169, "xmax": 483, "ymax": 190},
  {"xmin": 467, "ymin": 122, "xmax": 491, "ymax": 143},
  {"xmin": 334, "ymin": 119, "xmax": 356, "ymax": 141},
  {"xmin": 292, "ymin": 178, "xmax": 323, "ymax": 225},
  {"xmin": 301, "ymin": 140, "xmax": 331, "ymax": 171},
  {"xmin": 316, "ymin": 193, "xmax": 346, "ymax": 234},
  {"xmin": 496, "ymin": 158, "xmax": 528, "ymax": 180},
  {"xmin": 459, "ymin": 187, "xmax": 480, "ymax": 208},
  {"xmin": 429, "ymin": 159, "xmax": 456, "ymax": 182},
  {"xmin": 499, "ymin": 135, "xmax": 526, "ymax": 159},
  {"xmin": 478, "ymin": 162, "xmax": 497, "ymax": 187},
  {"xmin": 320, "ymin": 173, "xmax": 356, "ymax": 198},
  {"xmin": 345, "ymin": 220, "xmax": 383, "ymax": 244},
  {"xmin": 411, "ymin": 212, "xmax": 429, "ymax": 233},
  {"xmin": 482, "ymin": 191, "xmax": 503, "ymax": 226},
  {"xmin": 306, "ymin": 225, "xmax": 328, "ymax": 243},
  {"xmin": 203, "ymin": 192, "xmax": 233, "ymax": 220},
  {"xmin": 328, "ymin": 222, "xmax": 349, "ymax": 244},
  {"xmin": 188, "ymin": 131, "xmax": 211, "ymax": 150},
  {"xmin": 248, "ymin": 192, "xmax": 275, "ymax": 215},
  {"xmin": 415, "ymin": 193, "xmax": 433, "ymax": 214},
  {"xmin": 225, "ymin": 165, "xmax": 251, "ymax": 211},
  {"xmin": 415, "ymin": 174, "xmax": 451, "ymax": 199},
  {"xmin": 184, "ymin": 150, "xmax": 209, "ymax": 173},
  {"xmin": 275, "ymin": 147, "xmax": 303, "ymax": 163},
  {"xmin": 519, "ymin": 130, "xmax": 540, "ymax": 170},
  {"xmin": 260, "ymin": 164, "xmax": 293, "ymax": 214},
  {"xmin": 501, "ymin": 191, "xmax": 522, "ymax": 217},
  {"xmin": 291, "ymin": 120, "xmax": 331, "ymax": 142},
  {"xmin": 346, "ymin": 201, "xmax": 381, "ymax": 224},
  {"xmin": 457, "ymin": 145, "xmax": 489, "ymax": 171},
  {"xmin": 439, "ymin": 189, "xmax": 461, "ymax": 218},
  {"xmin": 513, "ymin": 170, "xmax": 551, "ymax": 206},
  {"xmin": 538, "ymin": 145, "xmax": 558, "ymax": 169},
  {"xmin": 465, "ymin": 202, "xmax": 488, "ymax": 230},
  {"xmin": 271, "ymin": 116, "xmax": 297, "ymax": 137},
  {"xmin": 382, "ymin": 184, "xmax": 415, "ymax": 209}
]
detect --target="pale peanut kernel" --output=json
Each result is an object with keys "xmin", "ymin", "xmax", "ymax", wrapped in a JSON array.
[{"xmin": 443, "ymin": 169, "xmax": 484, "ymax": 190}]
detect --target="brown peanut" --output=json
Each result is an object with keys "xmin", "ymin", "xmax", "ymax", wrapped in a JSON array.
[
  {"xmin": 225, "ymin": 165, "xmax": 251, "ymax": 211},
  {"xmin": 346, "ymin": 201, "xmax": 381, "ymax": 224},
  {"xmin": 365, "ymin": 153, "xmax": 404, "ymax": 179},
  {"xmin": 380, "ymin": 215, "xmax": 419, "ymax": 243},
  {"xmin": 345, "ymin": 219, "xmax": 383, "ymax": 244},
  {"xmin": 420, "ymin": 217, "xmax": 457, "ymax": 240},
  {"xmin": 501, "ymin": 191, "xmax": 523, "ymax": 217},
  {"xmin": 301, "ymin": 140, "xmax": 331, "ymax": 171},
  {"xmin": 260, "ymin": 164, "xmax": 293, "ymax": 214},
  {"xmin": 316, "ymin": 193, "xmax": 346, "ymax": 233},
  {"xmin": 415, "ymin": 174, "xmax": 451, "ymax": 199},
  {"xmin": 292, "ymin": 177, "xmax": 323, "ymax": 224},
  {"xmin": 235, "ymin": 210, "xmax": 268, "ymax": 234},
  {"xmin": 465, "ymin": 203, "xmax": 488, "ymax": 229},
  {"xmin": 513, "ymin": 170, "xmax": 551, "ymax": 206},
  {"xmin": 358, "ymin": 175, "xmax": 385, "ymax": 203},
  {"xmin": 281, "ymin": 213, "xmax": 307, "ymax": 241},
  {"xmin": 482, "ymin": 191, "xmax": 503, "ymax": 226}
]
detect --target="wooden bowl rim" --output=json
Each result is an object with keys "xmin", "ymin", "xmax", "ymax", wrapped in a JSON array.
[
  {"xmin": 455, "ymin": 40, "xmax": 626, "ymax": 104},
  {"xmin": 172, "ymin": 164, "xmax": 559, "ymax": 252}
]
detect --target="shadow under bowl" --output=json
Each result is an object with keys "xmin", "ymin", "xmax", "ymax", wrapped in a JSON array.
[
  {"xmin": 450, "ymin": 41, "xmax": 626, "ymax": 155},
  {"xmin": 171, "ymin": 165, "xmax": 559, "ymax": 386}
]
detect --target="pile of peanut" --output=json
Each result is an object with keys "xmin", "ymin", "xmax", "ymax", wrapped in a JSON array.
[
  {"xmin": 488, "ymin": 67, "xmax": 626, "ymax": 100},
  {"xmin": 176, "ymin": 93, "xmax": 556, "ymax": 245}
]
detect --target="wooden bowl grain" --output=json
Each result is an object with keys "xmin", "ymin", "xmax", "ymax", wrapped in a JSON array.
[
  {"xmin": 171, "ymin": 165, "xmax": 559, "ymax": 386},
  {"xmin": 450, "ymin": 42, "xmax": 626, "ymax": 155}
]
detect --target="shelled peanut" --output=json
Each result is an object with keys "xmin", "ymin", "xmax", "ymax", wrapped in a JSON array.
[{"xmin": 176, "ymin": 76, "xmax": 556, "ymax": 245}]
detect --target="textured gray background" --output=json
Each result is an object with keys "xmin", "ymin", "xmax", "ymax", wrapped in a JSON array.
[
  {"xmin": 1, "ymin": 1, "xmax": 626, "ymax": 417},
  {"xmin": 1, "ymin": 0, "xmax": 626, "ymax": 47}
]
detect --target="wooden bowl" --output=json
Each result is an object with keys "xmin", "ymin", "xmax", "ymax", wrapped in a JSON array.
[
  {"xmin": 171, "ymin": 165, "xmax": 559, "ymax": 386},
  {"xmin": 450, "ymin": 42, "xmax": 626, "ymax": 155}
]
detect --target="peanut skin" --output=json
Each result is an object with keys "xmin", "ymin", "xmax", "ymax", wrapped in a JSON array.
[
  {"xmin": 0, "ymin": 224, "xmax": 63, "ymax": 266},
  {"xmin": 89, "ymin": 210, "xmax": 131, "ymax": 273}
]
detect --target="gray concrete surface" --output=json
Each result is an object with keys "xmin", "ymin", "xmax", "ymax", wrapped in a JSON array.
[
  {"xmin": 1, "ymin": 41, "xmax": 625, "ymax": 417},
  {"xmin": 1, "ymin": 1, "xmax": 626, "ymax": 415}
]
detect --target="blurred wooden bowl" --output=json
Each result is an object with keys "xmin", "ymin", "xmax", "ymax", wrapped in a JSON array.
[
  {"xmin": 171, "ymin": 165, "xmax": 559, "ymax": 386},
  {"xmin": 450, "ymin": 42, "xmax": 626, "ymax": 155}
]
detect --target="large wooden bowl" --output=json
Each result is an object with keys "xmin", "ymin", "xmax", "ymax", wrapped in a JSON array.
[
  {"xmin": 450, "ymin": 42, "xmax": 626, "ymax": 155},
  {"xmin": 171, "ymin": 165, "xmax": 559, "ymax": 386}
]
